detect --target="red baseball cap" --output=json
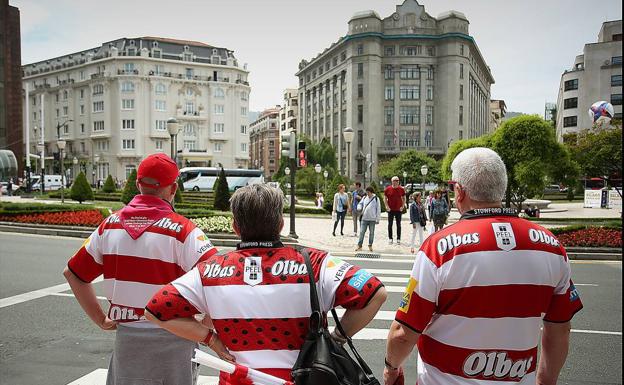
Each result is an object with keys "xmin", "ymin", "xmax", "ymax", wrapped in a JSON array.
[{"xmin": 137, "ymin": 153, "xmax": 179, "ymax": 188}]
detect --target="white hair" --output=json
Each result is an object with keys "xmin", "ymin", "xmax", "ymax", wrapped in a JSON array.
[{"xmin": 451, "ymin": 147, "xmax": 507, "ymax": 203}]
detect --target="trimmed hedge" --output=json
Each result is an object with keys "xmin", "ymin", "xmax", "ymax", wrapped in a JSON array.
[
  {"xmin": 284, "ymin": 206, "xmax": 329, "ymax": 215},
  {"xmin": 0, "ymin": 202, "xmax": 109, "ymax": 218}
]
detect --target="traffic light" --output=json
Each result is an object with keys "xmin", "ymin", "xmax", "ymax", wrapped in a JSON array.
[
  {"xmin": 297, "ymin": 141, "xmax": 307, "ymax": 168},
  {"xmin": 281, "ymin": 131, "xmax": 296, "ymax": 159}
]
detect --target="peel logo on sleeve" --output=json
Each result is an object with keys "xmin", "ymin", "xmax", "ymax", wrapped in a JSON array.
[{"xmin": 399, "ymin": 277, "xmax": 418, "ymax": 313}]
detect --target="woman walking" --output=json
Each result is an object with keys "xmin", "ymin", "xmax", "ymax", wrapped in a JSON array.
[
  {"xmin": 356, "ymin": 186, "xmax": 381, "ymax": 252},
  {"xmin": 431, "ymin": 190, "xmax": 449, "ymax": 232},
  {"xmin": 409, "ymin": 192, "xmax": 428, "ymax": 253},
  {"xmin": 332, "ymin": 184, "xmax": 350, "ymax": 236}
]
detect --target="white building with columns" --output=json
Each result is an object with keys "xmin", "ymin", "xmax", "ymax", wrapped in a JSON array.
[{"xmin": 22, "ymin": 37, "xmax": 251, "ymax": 183}]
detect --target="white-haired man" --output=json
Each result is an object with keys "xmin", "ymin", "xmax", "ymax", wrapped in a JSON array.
[{"xmin": 385, "ymin": 147, "xmax": 583, "ymax": 385}]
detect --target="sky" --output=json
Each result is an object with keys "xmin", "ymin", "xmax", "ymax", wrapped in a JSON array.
[{"xmin": 11, "ymin": 0, "xmax": 623, "ymax": 114}]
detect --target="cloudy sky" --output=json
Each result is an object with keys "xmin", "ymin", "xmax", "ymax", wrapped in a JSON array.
[{"xmin": 11, "ymin": 0, "xmax": 622, "ymax": 114}]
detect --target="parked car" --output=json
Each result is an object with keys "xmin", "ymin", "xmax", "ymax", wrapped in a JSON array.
[{"xmin": 544, "ymin": 184, "xmax": 563, "ymax": 194}]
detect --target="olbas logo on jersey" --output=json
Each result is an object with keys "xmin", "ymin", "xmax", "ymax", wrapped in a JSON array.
[
  {"xmin": 463, "ymin": 351, "xmax": 533, "ymax": 380},
  {"xmin": 528, "ymin": 229, "xmax": 560, "ymax": 247},
  {"xmin": 202, "ymin": 263, "xmax": 235, "ymax": 279},
  {"xmin": 398, "ymin": 278, "xmax": 418, "ymax": 313},
  {"xmin": 437, "ymin": 233, "xmax": 480, "ymax": 255}
]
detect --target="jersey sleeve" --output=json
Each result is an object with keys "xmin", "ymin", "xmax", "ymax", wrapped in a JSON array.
[
  {"xmin": 145, "ymin": 283, "xmax": 201, "ymax": 321},
  {"xmin": 394, "ymin": 250, "xmax": 439, "ymax": 333},
  {"xmin": 319, "ymin": 254, "xmax": 383, "ymax": 311},
  {"xmin": 67, "ymin": 227, "xmax": 104, "ymax": 283},
  {"xmin": 178, "ymin": 227, "xmax": 218, "ymax": 272},
  {"xmin": 544, "ymin": 256, "xmax": 583, "ymax": 323}
]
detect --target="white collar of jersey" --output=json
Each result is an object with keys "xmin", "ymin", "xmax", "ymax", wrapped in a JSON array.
[
  {"xmin": 461, "ymin": 207, "xmax": 518, "ymax": 220},
  {"xmin": 237, "ymin": 240, "xmax": 285, "ymax": 250}
]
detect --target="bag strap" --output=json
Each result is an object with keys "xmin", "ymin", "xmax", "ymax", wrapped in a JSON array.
[
  {"xmin": 330, "ymin": 308, "xmax": 375, "ymax": 377},
  {"xmin": 300, "ymin": 248, "xmax": 323, "ymax": 333}
]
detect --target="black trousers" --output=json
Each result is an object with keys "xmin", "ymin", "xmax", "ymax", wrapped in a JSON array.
[{"xmin": 388, "ymin": 211, "xmax": 402, "ymax": 240}]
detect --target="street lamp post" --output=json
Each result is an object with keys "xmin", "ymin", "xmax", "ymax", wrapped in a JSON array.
[
  {"xmin": 323, "ymin": 170, "xmax": 329, "ymax": 192},
  {"xmin": 167, "ymin": 117, "xmax": 180, "ymax": 162},
  {"xmin": 314, "ymin": 164, "xmax": 322, "ymax": 193},
  {"xmin": 343, "ymin": 127, "xmax": 354, "ymax": 179},
  {"xmin": 420, "ymin": 164, "xmax": 429, "ymax": 193},
  {"xmin": 57, "ymin": 138, "xmax": 67, "ymax": 203},
  {"xmin": 36, "ymin": 142, "xmax": 44, "ymax": 195},
  {"xmin": 93, "ymin": 154, "xmax": 100, "ymax": 188},
  {"xmin": 72, "ymin": 157, "xmax": 78, "ymax": 184},
  {"xmin": 403, "ymin": 171, "xmax": 408, "ymax": 186},
  {"xmin": 284, "ymin": 166, "xmax": 298, "ymax": 239}
]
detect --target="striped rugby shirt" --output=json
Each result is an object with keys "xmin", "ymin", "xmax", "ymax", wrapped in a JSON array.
[
  {"xmin": 395, "ymin": 208, "xmax": 583, "ymax": 385},
  {"xmin": 146, "ymin": 242, "xmax": 384, "ymax": 384},
  {"xmin": 67, "ymin": 200, "xmax": 217, "ymax": 327}
]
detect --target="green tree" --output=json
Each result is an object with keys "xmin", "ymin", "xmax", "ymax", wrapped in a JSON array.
[
  {"xmin": 121, "ymin": 169, "xmax": 139, "ymax": 205},
  {"xmin": 368, "ymin": 180, "xmax": 386, "ymax": 212},
  {"xmin": 378, "ymin": 150, "xmax": 442, "ymax": 185},
  {"xmin": 491, "ymin": 115, "xmax": 579, "ymax": 208},
  {"xmin": 174, "ymin": 176, "xmax": 184, "ymax": 204},
  {"xmin": 441, "ymin": 135, "xmax": 493, "ymax": 181},
  {"xmin": 102, "ymin": 175, "xmax": 116, "ymax": 193},
  {"xmin": 295, "ymin": 166, "xmax": 318, "ymax": 195},
  {"xmin": 323, "ymin": 173, "xmax": 351, "ymax": 212},
  {"xmin": 566, "ymin": 127, "xmax": 622, "ymax": 189},
  {"xmin": 70, "ymin": 172, "xmax": 94, "ymax": 204},
  {"xmin": 213, "ymin": 166, "xmax": 231, "ymax": 211}
]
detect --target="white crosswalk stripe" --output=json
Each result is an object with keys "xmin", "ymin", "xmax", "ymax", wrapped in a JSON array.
[{"xmin": 66, "ymin": 368, "xmax": 220, "ymax": 385}]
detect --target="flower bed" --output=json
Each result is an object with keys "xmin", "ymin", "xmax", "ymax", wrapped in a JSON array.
[
  {"xmin": 555, "ymin": 227, "xmax": 622, "ymax": 248},
  {"xmin": 0, "ymin": 210, "xmax": 105, "ymax": 227},
  {"xmin": 191, "ymin": 216, "xmax": 233, "ymax": 234}
]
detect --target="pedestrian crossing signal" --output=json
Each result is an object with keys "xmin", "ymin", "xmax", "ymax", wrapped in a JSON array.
[{"xmin": 297, "ymin": 142, "xmax": 307, "ymax": 168}]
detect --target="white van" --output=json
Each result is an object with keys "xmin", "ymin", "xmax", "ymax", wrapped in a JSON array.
[{"xmin": 31, "ymin": 175, "xmax": 67, "ymax": 191}]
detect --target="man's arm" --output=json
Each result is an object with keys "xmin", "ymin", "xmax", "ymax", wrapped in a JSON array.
[
  {"xmin": 401, "ymin": 195, "xmax": 406, "ymax": 210},
  {"xmin": 335, "ymin": 286, "xmax": 387, "ymax": 338},
  {"xmin": 537, "ymin": 321, "xmax": 571, "ymax": 385},
  {"xmin": 383, "ymin": 192, "xmax": 390, "ymax": 212},
  {"xmin": 384, "ymin": 321, "xmax": 420, "ymax": 385},
  {"xmin": 63, "ymin": 267, "xmax": 116, "ymax": 330}
]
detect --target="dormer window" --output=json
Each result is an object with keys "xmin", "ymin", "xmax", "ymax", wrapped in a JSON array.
[
  {"xmin": 152, "ymin": 41, "xmax": 159, "ymax": 47},
  {"xmin": 152, "ymin": 49, "xmax": 162, "ymax": 59},
  {"xmin": 129, "ymin": 40, "xmax": 135, "ymax": 46}
]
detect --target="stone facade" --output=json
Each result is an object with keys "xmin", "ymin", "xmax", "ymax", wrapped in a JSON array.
[
  {"xmin": 296, "ymin": 0, "xmax": 493, "ymax": 181},
  {"xmin": 556, "ymin": 20, "xmax": 622, "ymax": 141},
  {"xmin": 22, "ymin": 37, "xmax": 250, "ymax": 183},
  {"xmin": 249, "ymin": 107, "xmax": 281, "ymax": 178},
  {"xmin": 279, "ymin": 88, "xmax": 298, "ymax": 133},
  {"xmin": 489, "ymin": 99, "xmax": 507, "ymax": 132}
]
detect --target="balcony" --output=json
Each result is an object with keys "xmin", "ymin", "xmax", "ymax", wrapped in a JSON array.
[
  {"xmin": 175, "ymin": 109, "xmax": 207, "ymax": 120},
  {"xmin": 91, "ymin": 72, "xmax": 107, "ymax": 80},
  {"xmin": 378, "ymin": 146, "xmax": 445, "ymax": 155},
  {"xmin": 117, "ymin": 69, "xmax": 139, "ymax": 75}
]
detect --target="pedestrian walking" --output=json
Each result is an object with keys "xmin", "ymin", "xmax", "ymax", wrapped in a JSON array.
[
  {"xmin": 425, "ymin": 191, "xmax": 434, "ymax": 221},
  {"xmin": 63, "ymin": 153, "xmax": 218, "ymax": 385},
  {"xmin": 145, "ymin": 184, "xmax": 387, "ymax": 384},
  {"xmin": 355, "ymin": 186, "xmax": 382, "ymax": 252},
  {"xmin": 430, "ymin": 191, "xmax": 449, "ymax": 232},
  {"xmin": 384, "ymin": 176, "xmax": 406, "ymax": 244},
  {"xmin": 332, "ymin": 183, "xmax": 350, "ymax": 236},
  {"xmin": 351, "ymin": 181, "xmax": 366, "ymax": 236},
  {"xmin": 384, "ymin": 147, "xmax": 583, "ymax": 385},
  {"xmin": 7, "ymin": 178, "xmax": 13, "ymax": 196},
  {"xmin": 408, "ymin": 192, "xmax": 428, "ymax": 254}
]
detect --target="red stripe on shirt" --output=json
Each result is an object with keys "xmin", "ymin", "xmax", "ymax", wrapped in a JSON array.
[
  {"xmin": 67, "ymin": 247, "xmax": 103, "ymax": 282},
  {"xmin": 437, "ymin": 284, "xmax": 554, "ymax": 319},
  {"xmin": 395, "ymin": 291, "xmax": 436, "ymax": 333},
  {"xmin": 418, "ymin": 334, "xmax": 537, "ymax": 381},
  {"xmin": 102, "ymin": 254, "xmax": 186, "ymax": 285},
  {"xmin": 219, "ymin": 368, "xmax": 292, "ymax": 384},
  {"xmin": 212, "ymin": 317, "xmax": 308, "ymax": 352}
]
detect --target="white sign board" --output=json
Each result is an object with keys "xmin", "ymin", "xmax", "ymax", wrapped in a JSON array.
[
  {"xmin": 584, "ymin": 190, "xmax": 602, "ymax": 208},
  {"xmin": 608, "ymin": 189, "xmax": 622, "ymax": 209}
]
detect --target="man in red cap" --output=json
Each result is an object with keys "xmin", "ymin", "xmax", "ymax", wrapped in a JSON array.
[{"xmin": 63, "ymin": 153, "xmax": 228, "ymax": 384}]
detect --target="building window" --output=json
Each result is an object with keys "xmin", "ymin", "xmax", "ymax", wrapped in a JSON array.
[
  {"xmin": 400, "ymin": 65, "xmax": 419, "ymax": 79},
  {"xmin": 214, "ymin": 105, "xmax": 225, "ymax": 115},
  {"xmin": 155, "ymin": 120, "xmax": 167, "ymax": 131},
  {"xmin": 357, "ymin": 44, "xmax": 364, "ymax": 55},
  {"xmin": 155, "ymin": 83, "xmax": 166, "ymax": 94},
  {"xmin": 92, "ymin": 101, "xmax": 104, "ymax": 112},
  {"xmin": 399, "ymin": 106, "xmax": 419, "ymax": 125},
  {"xmin": 357, "ymin": 130, "xmax": 363, "ymax": 148},
  {"xmin": 404, "ymin": 46, "xmax": 421, "ymax": 56},
  {"xmin": 427, "ymin": 66, "xmax": 434, "ymax": 80},
  {"xmin": 357, "ymin": 105, "xmax": 363, "ymax": 123},
  {"xmin": 612, "ymin": 56, "xmax": 623, "ymax": 65},
  {"xmin": 122, "ymin": 119, "xmax": 135, "ymax": 130},
  {"xmin": 214, "ymin": 123, "xmax": 225, "ymax": 133},
  {"xmin": 63, "ymin": 90, "xmax": 68, "ymax": 100},
  {"xmin": 155, "ymin": 100, "xmax": 166, "ymax": 111},
  {"xmin": 214, "ymin": 143, "xmax": 223, "ymax": 152},
  {"xmin": 459, "ymin": 130, "xmax": 463, "ymax": 140},
  {"xmin": 93, "ymin": 84, "xmax": 104, "ymax": 95},
  {"xmin": 426, "ymin": 85, "xmax": 434, "ymax": 100},
  {"xmin": 340, "ymin": 51, "xmax": 346, "ymax": 61},
  {"xmin": 424, "ymin": 131, "xmax": 433, "ymax": 147},
  {"xmin": 400, "ymin": 85, "xmax": 419, "ymax": 100},
  {"xmin": 214, "ymin": 88, "xmax": 225, "ymax": 98},
  {"xmin": 357, "ymin": 63, "xmax": 364, "ymax": 78},
  {"xmin": 122, "ymin": 139, "xmax": 136, "ymax": 150},
  {"xmin": 241, "ymin": 143, "xmax": 247, "ymax": 152},
  {"xmin": 183, "ymin": 140, "xmax": 196, "ymax": 150},
  {"xmin": 124, "ymin": 62, "xmax": 135, "ymax": 73},
  {"xmin": 563, "ymin": 116, "xmax": 577, "ymax": 127},
  {"xmin": 564, "ymin": 79, "xmax": 578, "ymax": 91},
  {"xmin": 93, "ymin": 121, "xmax": 105, "ymax": 132},
  {"xmin": 79, "ymin": 89, "xmax": 84, "ymax": 99},
  {"xmin": 459, "ymin": 106, "xmax": 464, "ymax": 125},
  {"xmin": 385, "ymin": 86, "xmax": 394, "ymax": 100},
  {"xmin": 460, "ymin": 64, "xmax": 464, "ymax": 79},
  {"xmin": 612, "ymin": 75, "xmax": 623, "ymax": 87},
  {"xmin": 241, "ymin": 92, "xmax": 248, "ymax": 101},
  {"xmin": 459, "ymin": 84, "xmax": 464, "ymax": 100},
  {"xmin": 611, "ymin": 94, "xmax": 623, "ymax": 105},
  {"xmin": 385, "ymin": 46, "xmax": 395, "ymax": 56},
  {"xmin": 185, "ymin": 68, "xmax": 194, "ymax": 79},
  {"xmin": 384, "ymin": 107, "xmax": 394, "ymax": 126},
  {"xmin": 183, "ymin": 123, "xmax": 195, "ymax": 136},
  {"xmin": 427, "ymin": 46, "xmax": 436, "ymax": 56},
  {"xmin": 62, "ymin": 106, "xmax": 68, "ymax": 116},
  {"xmin": 185, "ymin": 101, "xmax": 195, "ymax": 115},
  {"xmin": 357, "ymin": 84, "xmax": 363, "ymax": 98},
  {"xmin": 122, "ymin": 99, "xmax": 135, "ymax": 109},
  {"xmin": 125, "ymin": 165, "xmax": 136, "ymax": 179},
  {"xmin": 384, "ymin": 65, "xmax": 394, "ymax": 80},
  {"xmin": 426, "ymin": 106, "xmax": 434, "ymax": 125},
  {"xmin": 241, "ymin": 125, "xmax": 247, "ymax": 134},
  {"xmin": 80, "ymin": 123, "xmax": 85, "ymax": 133},
  {"xmin": 155, "ymin": 140, "xmax": 163, "ymax": 150},
  {"xmin": 121, "ymin": 81, "xmax": 135, "ymax": 92},
  {"xmin": 241, "ymin": 107, "xmax": 247, "ymax": 116},
  {"xmin": 154, "ymin": 65, "xmax": 165, "ymax": 75},
  {"xmin": 56, "ymin": 108, "xmax": 59, "ymax": 117},
  {"xmin": 460, "ymin": 44, "xmax": 465, "ymax": 56},
  {"xmin": 563, "ymin": 97, "xmax": 578, "ymax": 109}
]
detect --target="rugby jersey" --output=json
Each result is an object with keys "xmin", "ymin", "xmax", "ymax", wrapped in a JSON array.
[
  {"xmin": 67, "ymin": 195, "xmax": 217, "ymax": 327},
  {"xmin": 395, "ymin": 208, "xmax": 583, "ymax": 385},
  {"xmin": 146, "ymin": 242, "xmax": 384, "ymax": 385}
]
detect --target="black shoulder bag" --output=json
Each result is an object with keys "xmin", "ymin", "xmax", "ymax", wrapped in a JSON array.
[{"xmin": 291, "ymin": 249, "xmax": 380, "ymax": 385}]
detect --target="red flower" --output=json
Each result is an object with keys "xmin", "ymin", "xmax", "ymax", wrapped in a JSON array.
[
  {"xmin": 557, "ymin": 227, "xmax": 622, "ymax": 248},
  {"xmin": 0, "ymin": 210, "xmax": 104, "ymax": 227}
]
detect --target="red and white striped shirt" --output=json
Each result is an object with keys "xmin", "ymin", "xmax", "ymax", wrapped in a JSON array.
[
  {"xmin": 395, "ymin": 209, "xmax": 583, "ymax": 385},
  {"xmin": 68, "ymin": 197, "xmax": 217, "ymax": 327},
  {"xmin": 146, "ymin": 242, "xmax": 383, "ymax": 384}
]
